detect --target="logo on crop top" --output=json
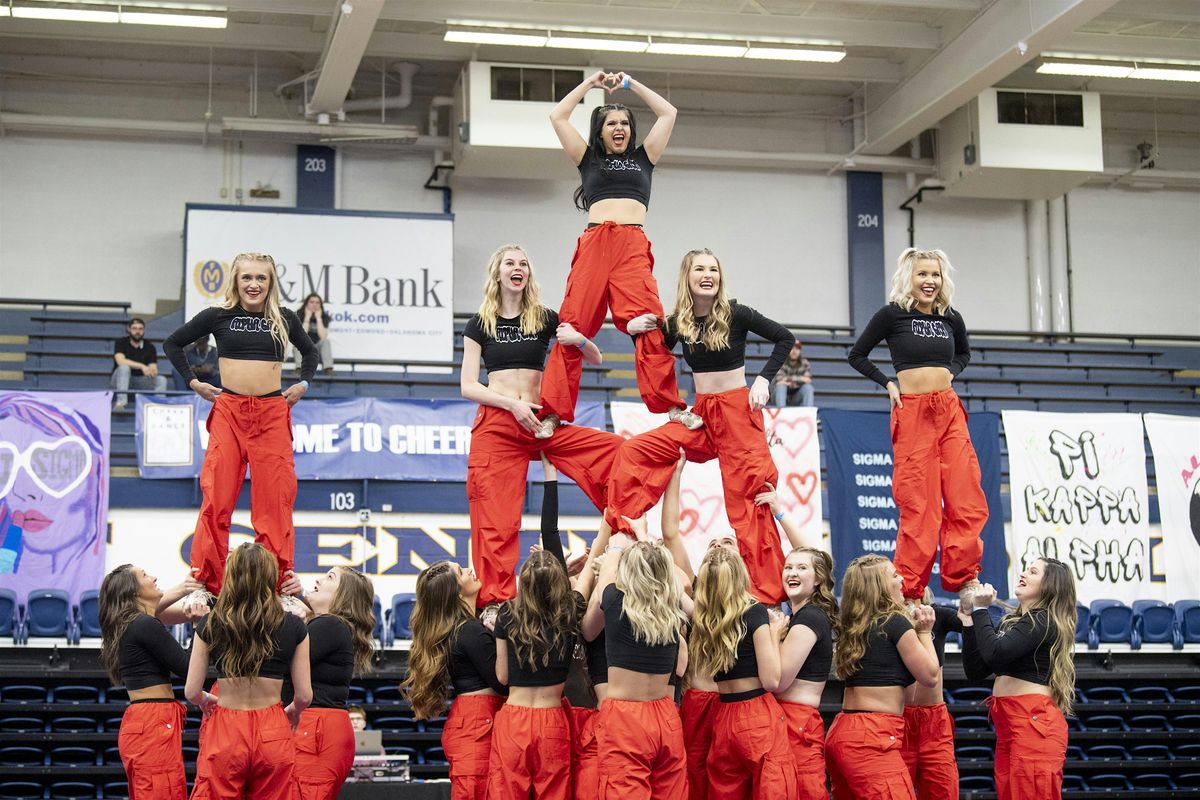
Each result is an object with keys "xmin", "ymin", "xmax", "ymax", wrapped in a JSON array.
[
  {"xmin": 493, "ymin": 324, "xmax": 540, "ymax": 344},
  {"xmin": 604, "ymin": 157, "xmax": 643, "ymax": 172},
  {"xmin": 193, "ymin": 260, "xmax": 228, "ymax": 299},
  {"xmin": 229, "ymin": 317, "xmax": 271, "ymax": 333},
  {"xmin": 911, "ymin": 319, "xmax": 949, "ymax": 339}
]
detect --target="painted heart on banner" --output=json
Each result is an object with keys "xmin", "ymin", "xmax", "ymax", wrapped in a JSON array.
[
  {"xmin": 764, "ymin": 410, "xmax": 816, "ymax": 460},
  {"xmin": 678, "ymin": 508, "xmax": 702, "ymax": 537},
  {"xmin": 783, "ymin": 470, "xmax": 818, "ymax": 528},
  {"xmin": 679, "ymin": 489, "xmax": 724, "ymax": 537}
]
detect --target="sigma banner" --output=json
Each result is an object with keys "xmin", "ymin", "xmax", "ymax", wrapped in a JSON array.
[
  {"xmin": 135, "ymin": 395, "xmax": 604, "ymax": 481},
  {"xmin": 1144, "ymin": 413, "xmax": 1200, "ymax": 598},
  {"xmin": 0, "ymin": 391, "xmax": 110, "ymax": 605},
  {"xmin": 608, "ymin": 402, "xmax": 824, "ymax": 572},
  {"xmin": 1003, "ymin": 410, "xmax": 1155, "ymax": 604},
  {"xmin": 106, "ymin": 508, "xmax": 603, "ymax": 605},
  {"xmin": 183, "ymin": 204, "xmax": 454, "ymax": 363},
  {"xmin": 821, "ymin": 409, "xmax": 1008, "ymax": 596}
]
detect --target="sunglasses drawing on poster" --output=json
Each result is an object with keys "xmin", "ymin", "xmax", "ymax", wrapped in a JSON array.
[{"xmin": 0, "ymin": 394, "xmax": 106, "ymax": 590}]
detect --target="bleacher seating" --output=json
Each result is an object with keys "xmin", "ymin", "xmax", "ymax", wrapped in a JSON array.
[
  {"xmin": 0, "ymin": 590, "xmax": 20, "ymax": 641},
  {"xmin": 75, "ymin": 591, "xmax": 101, "ymax": 639},
  {"xmin": 24, "ymin": 589, "xmax": 76, "ymax": 642},
  {"xmin": 386, "ymin": 593, "xmax": 416, "ymax": 645},
  {"xmin": 1088, "ymin": 599, "xmax": 1133, "ymax": 650},
  {"xmin": 1176, "ymin": 600, "xmax": 1200, "ymax": 648}
]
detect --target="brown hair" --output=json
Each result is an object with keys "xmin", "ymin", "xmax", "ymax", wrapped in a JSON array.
[
  {"xmin": 98, "ymin": 564, "xmax": 142, "ymax": 686},
  {"xmin": 327, "ymin": 568, "xmax": 376, "ymax": 676},
  {"xmin": 401, "ymin": 562, "xmax": 474, "ymax": 719},
  {"xmin": 204, "ymin": 543, "xmax": 283, "ymax": 679},
  {"xmin": 504, "ymin": 550, "xmax": 579, "ymax": 671}
]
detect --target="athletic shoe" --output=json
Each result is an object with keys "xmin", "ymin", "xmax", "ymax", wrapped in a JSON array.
[
  {"xmin": 668, "ymin": 407, "xmax": 704, "ymax": 430},
  {"xmin": 534, "ymin": 414, "xmax": 560, "ymax": 440},
  {"xmin": 958, "ymin": 578, "xmax": 983, "ymax": 613},
  {"xmin": 182, "ymin": 588, "xmax": 216, "ymax": 618},
  {"xmin": 479, "ymin": 602, "xmax": 501, "ymax": 631},
  {"xmin": 280, "ymin": 593, "xmax": 309, "ymax": 619}
]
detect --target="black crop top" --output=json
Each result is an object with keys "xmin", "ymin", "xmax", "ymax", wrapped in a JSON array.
[
  {"xmin": 931, "ymin": 606, "xmax": 964, "ymax": 668},
  {"xmin": 963, "ymin": 607, "xmax": 1055, "ymax": 685},
  {"xmin": 463, "ymin": 308, "xmax": 559, "ymax": 374},
  {"xmin": 585, "ymin": 629, "xmax": 608, "ymax": 686},
  {"xmin": 713, "ymin": 603, "xmax": 769, "ymax": 683},
  {"xmin": 665, "ymin": 302, "xmax": 794, "ymax": 383},
  {"xmin": 602, "ymin": 584, "xmax": 678, "ymax": 676},
  {"xmin": 449, "ymin": 618, "xmax": 507, "ymax": 695},
  {"xmin": 788, "ymin": 604, "xmax": 833, "ymax": 683},
  {"xmin": 164, "ymin": 305, "xmax": 318, "ymax": 384},
  {"xmin": 118, "ymin": 614, "xmax": 191, "ymax": 690},
  {"xmin": 307, "ymin": 615, "xmax": 354, "ymax": 709},
  {"xmin": 196, "ymin": 613, "xmax": 307, "ymax": 680},
  {"xmin": 494, "ymin": 592, "xmax": 585, "ymax": 687},
  {"xmin": 847, "ymin": 304, "xmax": 971, "ymax": 388},
  {"xmin": 845, "ymin": 614, "xmax": 916, "ymax": 688},
  {"xmin": 578, "ymin": 145, "xmax": 653, "ymax": 209}
]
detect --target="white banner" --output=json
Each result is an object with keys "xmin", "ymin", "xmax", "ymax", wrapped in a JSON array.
[
  {"xmin": 1144, "ymin": 413, "xmax": 1200, "ymax": 599},
  {"xmin": 183, "ymin": 205, "xmax": 453, "ymax": 363},
  {"xmin": 609, "ymin": 402, "xmax": 824, "ymax": 572},
  {"xmin": 1002, "ymin": 410, "xmax": 1156, "ymax": 604}
]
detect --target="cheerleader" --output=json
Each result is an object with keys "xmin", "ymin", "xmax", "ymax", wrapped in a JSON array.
[
  {"xmin": 538, "ymin": 70, "xmax": 694, "ymax": 436},
  {"xmin": 185, "ymin": 543, "xmax": 311, "ymax": 800},
  {"xmin": 611, "ymin": 248, "xmax": 796, "ymax": 604},
  {"xmin": 462, "ymin": 244, "xmax": 622, "ymax": 610},
  {"xmin": 291, "ymin": 567, "xmax": 376, "ymax": 800},
  {"xmin": 691, "ymin": 547, "xmax": 797, "ymax": 799},
  {"xmin": 900, "ymin": 588, "xmax": 963, "ymax": 800},
  {"xmin": 164, "ymin": 252, "xmax": 317, "ymax": 611},
  {"xmin": 847, "ymin": 248, "xmax": 988, "ymax": 606},
  {"xmin": 403, "ymin": 561, "xmax": 506, "ymax": 800},
  {"xmin": 825, "ymin": 556, "xmax": 939, "ymax": 799},
  {"xmin": 962, "ymin": 561, "xmax": 1077, "ymax": 800},
  {"xmin": 775, "ymin": 548, "xmax": 838, "ymax": 800},
  {"xmin": 488, "ymin": 551, "xmax": 585, "ymax": 800},
  {"xmin": 99, "ymin": 566, "xmax": 201, "ymax": 800}
]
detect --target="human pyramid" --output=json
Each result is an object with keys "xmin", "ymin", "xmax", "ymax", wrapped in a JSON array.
[{"xmin": 99, "ymin": 69, "xmax": 1079, "ymax": 800}]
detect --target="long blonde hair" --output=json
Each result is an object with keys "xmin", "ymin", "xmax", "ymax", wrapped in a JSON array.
[
  {"xmin": 327, "ymin": 568, "xmax": 376, "ymax": 677},
  {"xmin": 834, "ymin": 555, "xmax": 906, "ymax": 681},
  {"xmin": 1003, "ymin": 557, "xmax": 1077, "ymax": 716},
  {"xmin": 401, "ymin": 562, "xmax": 475, "ymax": 719},
  {"xmin": 888, "ymin": 248, "xmax": 956, "ymax": 315},
  {"xmin": 476, "ymin": 245, "xmax": 548, "ymax": 339},
  {"xmin": 221, "ymin": 252, "xmax": 291, "ymax": 358},
  {"xmin": 690, "ymin": 547, "xmax": 755, "ymax": 677},
  {"xmin": 505, "ymin": 550, "xmax": 579, "ymax": 670},
  {"xmin": 671, "ymin": 248, "xmax": 732, "ymax": 352},
  {"xmin": 617, "ymin": 542, "xmax": 686, "ymax": 646},
  {"xmin": 205, "ymin": 543, "xmax": 284, "ymax": 679}
]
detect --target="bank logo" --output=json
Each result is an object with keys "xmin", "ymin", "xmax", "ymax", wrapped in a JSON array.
[{"xmin": 194, "ymin": 260, "xmax": 227, "ymax": 299}]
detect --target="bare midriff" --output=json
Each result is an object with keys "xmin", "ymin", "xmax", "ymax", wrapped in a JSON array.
[
  {"xmin": 605, "ymin": 666, "xmax": 673, "ymax": 702},
  {"xmin": 506, "ymin": 684, "xmax": 568, "ymax": 708},
  {"xmin": 904, "ymin": 671, "xmax": 944, "ymax": 707},
  {"xmin": 690, "ymin": 673, "xmax": 718, "ymax": 693},
  {"xmin": 843, "ymin": 685, "xmax": 905, "ymax": 716},
  {"xmin": 459, "ymin": 687, "xmax": 502, "ymax": 698},
  {"xmin": 485, "ymin": 369, "xmax": 542, "ymax": 405},
  {"xmin": 896, "ymin": 366, "xmax": 953, "ymax": 395},
  {"xmin": 214, "ymin": 676, "xmax": 285, "ymax": 710},
  {"xmin": 128, "ymin": 684, "xmax": 175, "ymax": 702},
  {"xmin": 693, "ymin": 367, "xmax": 747, "ymax": 396},
  {"xmin": 776, "ymin": 677, "xmax": 825, "ymax": 708},
  {"xmin": 717, "ymin": 676, "xmax": 763, "ymax": 696},
  {"xmin": 216, "ymin": 358, "xmax": 283, "ymax": 396},
  {"xmin": 587, "ymin": 198, "xmax": 647, "ymax": 227},
  {"xmin": 993, "ymin": 675, "xmax": 1052, "ymax": 698}
]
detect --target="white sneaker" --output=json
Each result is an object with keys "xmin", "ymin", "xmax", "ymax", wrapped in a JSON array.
[
  {"xmin": 668, "ymin": 407, "xmax": 704, "ymax": 430},
  {"xmin": 958, "ymin": 578, "xmax": 983, "ymax": 613},
  {"xmin": 181, "ymin": 589, "xmax": 215, "ymax": 618},
  {"xmin": 280, "ymin": 593, "xmax": 309, "ymax": 619},
  {"xmin": 534, "ymin": 415, "xmax": 560, "ymax": 440},
  {"xmin": 479, "ymin": 603, "xmax": 501, "ymax": 631}
]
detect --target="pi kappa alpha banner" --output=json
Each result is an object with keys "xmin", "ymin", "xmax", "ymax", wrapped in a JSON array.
[
  {"xmin": 609, "ymin": 402, "xmax": 823, "ymax": 572},
  {"xmin": 1003, "ymin": 410, "xmax": 1156, "ymax": 604},
  {"xmin": 1144, "ymin": 413, "xmax": 1200, "ymax": 598}
]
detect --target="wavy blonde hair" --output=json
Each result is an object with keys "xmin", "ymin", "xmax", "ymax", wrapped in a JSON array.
[
  {"xmin": 834, "ymin": 555, "xmax": 906, "ymax": 681},
  {"xmin": 1002, "ymin": 557, "xmax": 1077, "ymax": 716},
  {"xmin": 205, "ymin": 543, "xmax": 284, "ymax": 679},
  {"xmin": 671, "ymin": 248, "xmax": 732, "ymax": 352},
  {"xmin": 401, "ymin": 562, "xmax": 475, "ymax": 719},
  {"xmin": 888, "ymin": 248, "xmax": 956, "ymax": 315},
  {"xmin": 617, "ymin": 542, "xmax": 686, "ymax": 646},
  {"xmin": 789, "ymin": 547, "xmax": 840, "ymax": 638},
  {"xmin": 221, "ymin": 253, "xmax": 291, "ymax": 358},
  {"xmin": 477, "ymin": 245, "xmax": 548, "ymax": 339},
  {"xmin": 690, "ymin": 547, "xmax": 755, "ymax": 677},
  {"xmin": 327, "ymin": 568, "xmax": 376, "ymax": 677}
]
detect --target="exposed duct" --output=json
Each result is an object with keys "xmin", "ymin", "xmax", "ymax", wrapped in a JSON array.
[{"xmin": 343, "ymin": 62, "xmax": 420, "ymax": 113}]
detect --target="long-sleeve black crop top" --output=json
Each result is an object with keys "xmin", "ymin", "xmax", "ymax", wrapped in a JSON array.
[
  {"xmin": 449, "ymin": 618, "xmax": 507, "ymax": 695},
  {"xmin": 962, "ymin": 607, "xmax": 1056, "ymax": 685},
  {"xmin": 307, "ymin": 615, "xmax": 354, "ymax": 709},
  {"xmin": 665, "ymin": 302, "xmax": 794, "ymax": 383},
  {"xmin": 847, "ymin": 303, "xmax": 971, "ymax": 388},
  {"xmin": 931, "ymin": 605, "xmax": 964, "ymax": 668},
  {"xmin": 164, "ymin": 305, "xmax": 317, "ymax": 384},
  {"xmin": 119, "ymin": 614, "xmax": 191, "ymax": 690}
]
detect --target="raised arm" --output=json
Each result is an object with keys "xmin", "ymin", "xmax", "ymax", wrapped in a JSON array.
[
  {"xmin": 616, "ymin": 74, "xmax": 677, "ymax": 164},
  {"xmin": 550, "ymin": 70, "xmax": 608, "ymax": 164},
  {"xmin": 538, "ymin": 456, "xmax": 567, "ymax": 570},
  {"xmin": 583, "ymin": 533, "xmax": 630, "ymax": 641},
  {"xmin": 896, "ymin": 606, "xmax": 941, "ymax": 689},
  {"xmin": 660, "ymin": 451, "xmax": 695, "ymax": 585}
]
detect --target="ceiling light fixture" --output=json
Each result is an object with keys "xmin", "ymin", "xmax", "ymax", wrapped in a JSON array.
[
  {"xmin": 1038, "ymin": 56, "xmax": 1200, "ymax": 82},
  {"xmin": 12, "ymin": 6, "xmax": 119, "ymax": 22},
  {"xmin": 547, "ymin": 34, "xmax": 648, "ymax": 53},
  {"xmin": 444, "ymin": 29, "xmax": 548, "ymax": 47},
  {"xmin": 119, "ymin": 10, "xmax": 227, "ymax": 28},
  {"xmin": 1036, "ymin": 61, "xmax": 1133, "ymax": 78},
  {"xmin": 745, "ymin": 46, "xmax": 846, "ymax": 63},
  {"xmin": 645, "ymin": 39, "xmax": 747, "ymax": 58},
  {"xmin": 1129, "ymin": 66, "xmax": 1200, "ymax": 83}
]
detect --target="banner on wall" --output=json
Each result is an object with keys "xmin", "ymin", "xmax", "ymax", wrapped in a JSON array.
[
  {"xmin": 821, "ymin": 409, "xmax": 1008, "ymax": 596},
  {"xmin": 106, "ymin": 509, "xmax": 603, "ymax": 603},
  {"xmin": 183, "ymin": 204, "xmax": 454, "ymax": 363},
  {"xmin": 608, "ymin": 402, "xmax": 823, "ymax": 572},
  {"xmin": 1003, "ymin": 410, "xmax": 1155, "ymax": 604},
  {"xmin": 1144, "ymin": 413, "xmax": 1200, "ymax": 598},
  {"xmin": 0, "ymin": 391, "xmax": 110, "ymax": 604},
  {"xmin": 136, "ymin": 395, "xmax": 605, "ymax": 481}
]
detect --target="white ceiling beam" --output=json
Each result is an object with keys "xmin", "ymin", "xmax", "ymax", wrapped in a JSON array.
[
  {"xmin": 857, "ymin": 0, "xmax": 1120, "ymax": 156},
  {"xmin": 307, "ymin": 0, "xmax": 384, "ymax": 113},
  {"xmin": 1056, "ymin": 31, "xmax": 1200, "ymax": 61},
  {"xmin": 816, "ymin": 0, "xmax": 982, "ymax": 9}
]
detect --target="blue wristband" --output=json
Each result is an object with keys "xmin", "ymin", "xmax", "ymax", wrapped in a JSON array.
[
  {"xmin": 773, "ymin": 511, "xmax": 785, "ymax": 521},
  {"xmin": 577, "ymin": 337, "xmax": 590, "ymax": 350},
  {"xmin": 298, "ymin": 380, "xmax": 309, "ymax": 390},
  {"xmin": 622, "ymin": 75, "xmax": 630, "ymax": 90}
]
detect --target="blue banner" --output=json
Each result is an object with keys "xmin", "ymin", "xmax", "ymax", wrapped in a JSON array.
[
  {"xmin": 136, "ymin": 396, "xmax": 605, "ymax": 482},
  {"xmin": 822, "ymin": 408, "xmax": 1008, "ymax": 598}
]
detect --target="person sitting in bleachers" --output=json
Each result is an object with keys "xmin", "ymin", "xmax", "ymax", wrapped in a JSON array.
[
  {"xmin": 111, "ymin": 317, "xmax": 167, "ymax": 410},
  {"xmin": 171, "ymin": 336, "xmax": 220, "ymax": 392}
]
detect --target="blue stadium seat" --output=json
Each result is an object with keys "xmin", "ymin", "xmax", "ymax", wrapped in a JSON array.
[
  {"xmin": 1085, "ymin": 744, "xmax": 1130, "ymax": 761},
  {"xmin": 374, "ymin": 715, "xmax": 418, "ymax": 732},
  {"xmin": 1130, "ymin": 745, "xmax": 1173, "ymax": 761},
  {"xmin": 0, "ymin": 685, "xmax": 48, "ymax": 704},
  {"xmin": 105, "ymin": 687, "xmax": 129, "ymax": 704},
  {"xmin": 0, "ymin": 746, "xmax": 45, "ymax": 766},
  {"xmin": 1173, "ymin": 600, "xmax": 1200, "ymax": 648},
  {"xmin": 422, "ymin": 716, "xmax": 448, "ymax": 733},
  {"xmin": 48, "ymin": 782, "xmax": 98, "ymax": 800},
  {"xmin": 26, "ymin": 588, "xmax": 76, "ymax": 640},
  {"xmin": 103, "ymin": 746, "xmax": 122, "ymax": 765},
  {"xmin": 954, "ymin": 715, "xmax": 990, "ymax": 731},
  {"xmin": 52, "ymin": 685, "xmax": 103, "ymax": 704},
  {"xmin": 1131, "ymin": 599, "xmax": 1174, "ymax": 648},
  {"xmin": 1174, "ymin": 743, "xmax": 1200, "ymax": 759},
  {"xmin": 958, "ymin": 776, "xmax": 994, "ymax": 791},
  {"xmin": 1065, "ymin": 744, "xmax": 1086, "ymax": 761},
  {"xmin": 102, "ymin": 717, "xmax": 125, "ymax": 732},
  {"xmin": 0, "ymin": 717, "xmax": 43, "ymax": 733},
  {"xmin": 947, "ymin": 687, "xmax": 991, "ymax": 704},
  {"xmin": 1173, "ymin": 714, "xmax": 1200, "ymax": 730},
  {"xmin": 0, "ymin": 589, "xmax": 20, "ymax": 640},
  {"xmin": 1129, "ymin": 714, "xmax": 1173, "ymax": 731},
  {"xmin": 0, "ymin": 782, "xmax": 45, "ymax": 800},
  {"xmin": 1081, "ymin": 686, "xmax": 1130, "ymax": 704},
  {"xmin": 955, "ymin": 746, "xmax": 993, "ymax": 761},
  {"xmin": 389, "ymin": 593, "xmax": 416, "ymax": 643},
  {"xmin": 1088, "ymin": 774, "xmax": 1133, "ymax": 790},
  {"xmin": 49, "ymin": 746, "xmax": 98, "ymax": 766},
  {"xmin": 102, "ymin": 781, "xmax": 130, "ymax": 799},
  {"xmin": 423, "ymin": 746, "xmax": 447, "ymax": 765},
  {"xmin": 1065, "ymin": 715, "xmax": 1087, "ymax": 731},
  {"xmin": 49, "ymin": 716, "xmax": 100, "ymax": 733},
  {"xmin": 372, "ymin": 595, "xmax": 383, "ymax": 644},
  {"xmin": 1178, "ymin": 773, "xmax": 1200, "ymax": 789},
  {"xmin": 1128, "ymin": 686, "xmax": 1175, "ymax": 703},
  {"xmin": 384, "ymin": 745, "xmax": 419, "ymax": 760},
  {"xmin": 1130, "ymin": 774, "xmax": 1176, "ymax": 791},
  {"xmin": 76, "ymin": 589, "xmax": 101, "ymax": 638},
  {"xmin": 1088, "ymin": 599, "xmax": 1132, "ymax": 649},
  {"xmin": 346, "ymin": 685, "xmax": 370, "ymax": 705},
  {"xmin": 1061, "ymin": 774, "xmax": 1087, "ymax": 791},
  {"xmin": 1074, "ymin": 603, "xmax": 1089, "ymax": 643},
  {"xmin": 371, "ymin": 686, "xmax": 406, "ymax": 705},
  {"xmin": 1174, "ymin": 685, "xmax": 1200, "ymax": 703},
  {"xmin": 1082, "ymin": 715, "xmax": 1129, "ymax": 732}
]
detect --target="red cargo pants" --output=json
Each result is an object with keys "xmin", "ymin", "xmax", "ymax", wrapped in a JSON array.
[
  {"xmin": 293, "ymin": 706, "xmax": 355, "ymax": 800},
  {"xmin": 487, "ymin": 703, "xmax": 572, "ymax": 800},
  {"xmin": 190, "ymin": 704, "xmax": 295, "ymax": 800},
  {"xmin": 595, "ymin": 696, "xmax": 688, "ymax": 799},
  {"xmin": 988, "ymin": 694, "xmax": 1067, "ymax": 800},
  {"xmin": 779, "ymin": 701, "xmax": 828, "ymax": 800},
  {"xmin": 707, "ymin": 692, "xmax": 797, "ymax": 800},
  {"xmin": 681, "ymin": 689, "xmax": 719, "ymax": 800},
  {"xmin": 900, "ymin": 704, "xmax": 958, "ymax": 800},
  {"xmin": 118, "ymin": 699, "xmax": 187, "ymax": 800},
  {"xmin": 444, "ymin": 694, "xmax": 506, "ymax": 800},
  {"xmin": 825, "ymin": 711, "xmax": 915, "ymax": 800}
]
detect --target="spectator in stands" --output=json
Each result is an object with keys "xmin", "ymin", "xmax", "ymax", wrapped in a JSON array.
[
  {"xmin": 172, "ymin": 336, "xmax": 220, "ymax": 392},
  {"xmin": 296, "ymin": 292, "xmax": 334, "ymax": 373},
  {"xmin": 347, "ymin": 705, "xmax": 368, "ymax": 731},
  {"xmin": 111, "ymin": 317, "xmax": 167, "ymax": 409},
  {"xmin": 773, "ymin": 342, "xmax": 814, "ymax": 407},
  {"xmin": 962, "ymin": 560, "xmax": 1077, "ymax": 800}
]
